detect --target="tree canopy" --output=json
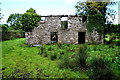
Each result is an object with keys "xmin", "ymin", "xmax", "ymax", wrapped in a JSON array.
[
  {"xmin": 75, "ymin": 0, "xmax": 119, "ymax": 44},
  {"xmin": 7, "ymin": 13, "xmax": 22, "ymax": 30},
  {"xmin": 21, "ymin": 8, "xmax": 41, "ymax": 32},
  {"xmin": 75, "ymin": 0, "xmax": 117, "ymax": 24},
  {"xmin": 75, "ymin": 1, "xmax": 108, "ymax": 15}
]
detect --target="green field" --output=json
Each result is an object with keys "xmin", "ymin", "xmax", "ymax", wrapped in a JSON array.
[{"xmin": 1, "ymin": 38, "xmax": 120, "ymax": 79}]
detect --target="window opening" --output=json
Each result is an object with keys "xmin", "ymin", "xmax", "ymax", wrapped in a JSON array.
[
  {"xmin": 61, "ymin": 17, "xmax": 68, "ymax": 30},
  {"xmin": 40, "ymin": 17, "xmax": 46, "ymax": 24}
]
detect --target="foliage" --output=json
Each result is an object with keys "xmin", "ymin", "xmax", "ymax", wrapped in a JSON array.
[
  {"xmin": 0, "ymin": 24, "xmax": 25, "ymax": 41},
  {"xmin": 26, "ymin": 8, "xmax": 36, "ymax": 13},
  {"xmin": 86, "ymin": 44, "xmax": 120, "ymax": 79},
  {"xmin": 105, "ymin": 24, "xmax": 120, "ymax": 33},
  {"xmin": 7, "ymin": 13, "xmax": 22, "ymax": 30},
  {"xmin": 88, "ymin": 58, "xmax": 116, "ymax": 80},
  {"xmin": 87, "ymin": 13, "xmax": 104, "ymax": 33},
  {"xmin": 2, "ymin": 39, "xmax": 85, "ymax": 78},
  {"xmin": 76, "ymin": 44, "xmax": 87, "ymax": 68},
  {"xmin": 0, "ymin": 24, "xmax": 8, "ymax": 32},
  {"xmin": 75, "ymin": 1, "xmax": 108, "ymax": 15},
  {"xmin": 58, "ymin": 44, "xmax": 88, "ymax": 70},
  {"xmin": 2, "ymin": 39, "xmax": 120, "ymax": 79},
  {"xmin": 104, "ymin": 33, "xmax": 120, "ymax": 45},
  {"xmin": 21, "ymin": 8, "xmax": 41, "ymax": 32},
  {"xmin": 75, "ymin": 0, "xmax": 117, "ymax": 35},
  {"xmin": 61, "ymin": 21, "xmax": 68, "ymax": 30}
]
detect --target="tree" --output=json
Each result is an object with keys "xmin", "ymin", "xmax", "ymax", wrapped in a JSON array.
[
  {"xmin": 0, "ymin": 24, "xmax": 8, "ymax": 32},
  {"xmin": 75, "ymin": 1, "xmax": 108, "ymax": 15},
  {"xmin": 75, "ymin": 0, "xmax": 117, "ymax": 43},
  {"xmin": 21, "ymin": 8, "xmax": 41, "ymax": 32},
  {"xmin": 7, "ymin": 13, "xmax": 22, "ymax": 30},
  {"xmin": 75, "ymin": 0, "xmax": 117, "ymax": 23}
]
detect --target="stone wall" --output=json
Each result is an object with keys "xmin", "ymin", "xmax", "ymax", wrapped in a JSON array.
[{"xmin": 25, "ymin": 15, "xmax": 102, "ymax": 45}]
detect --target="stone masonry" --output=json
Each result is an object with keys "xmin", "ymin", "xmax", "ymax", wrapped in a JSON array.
[{"xmin": 25, "ymin": 15, "xmax": 102, "ymax": 45}]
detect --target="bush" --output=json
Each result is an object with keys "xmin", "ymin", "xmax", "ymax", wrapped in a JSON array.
[
  {"xmin": 88, "ymin": 58, "xmax": 116, "ymax": 80},
  {"xmin": 50, "ymin": 52, "xmax": 57, "ymax": 60},
  {"xmin": 2, "ymin": 29, "xmax": 25, "ymax": 41},
  {"xmin": 47, "ymin": 46, "xmax": 53, "ymax": 51},
  {"xmin": 58, "ymin": 44, "xmax": 88, "ymax": 70},
  {"xmin": 76, "ymin": 44, "xmax": 87, "ymax": 68},
  {"xmin": 58, "ymin": 52, "xmax": 70, "ymax": 68}
]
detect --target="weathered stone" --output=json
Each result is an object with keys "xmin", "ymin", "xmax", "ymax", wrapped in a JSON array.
[{"xmin": 25, "ymin": 15, "xmax": 103, "ymax": 44}]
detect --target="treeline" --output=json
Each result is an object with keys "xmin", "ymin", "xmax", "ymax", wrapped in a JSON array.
[
  {"xmin": 0, "ymin": 8, "xmax": 41, "ymax": 41},
  {"xmin": 105, "ymin": 24, "xmax": 120, "ymax": 34}
]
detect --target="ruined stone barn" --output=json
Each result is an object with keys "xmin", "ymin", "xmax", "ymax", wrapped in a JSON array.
[{"xmin": 25, "ymin": 15, "xmax": 101, "ymax": 44}]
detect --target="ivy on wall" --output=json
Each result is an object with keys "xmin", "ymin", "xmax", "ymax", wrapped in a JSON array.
[{"xmin": 87, "ymin": 14, "xmax": 104, "ymax": 34}]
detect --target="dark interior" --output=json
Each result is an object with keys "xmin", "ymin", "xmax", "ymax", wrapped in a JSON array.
[
  {"xmin": 78, "ymin": 32, "xmax": 85, "ymax": 44},
  {"xmin": 50, "ymin": 32, "xmax": 58, "ymax": 42}
]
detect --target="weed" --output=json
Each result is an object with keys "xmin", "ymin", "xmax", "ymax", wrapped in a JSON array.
[
  {"xmin": 57, "ymin": 43, "xmax": 62, "ymax": 48},
  {"xmin": 39, "ymin": 46, "xmax": 44, "ymax": 55},
  {"xmin": 75, "ymin": 44, "xmax": 87, "ymax": 68},
  {"xmin": 58, "ymin": 52, "xmax": 70, "ymax": 68},
  {"xmin": 50, "ymin": 52, "xmax": 57, "ymax": 60},
  {"xmin": 89, "ymin": 58, "xmax": 116, "ymax": 80}
]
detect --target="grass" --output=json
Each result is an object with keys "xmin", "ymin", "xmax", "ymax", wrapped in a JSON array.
[
  {"xmin": 1, "ymin": 38, "xmax": 120, "ymax": 79},
  {"xmin": 1, "ymin": 38, "xmax": 88, "ymax": 78}
]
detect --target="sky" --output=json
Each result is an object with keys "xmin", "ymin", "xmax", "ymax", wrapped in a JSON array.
[{"xmin": 0, "ymin": 0, "xmax": 120, "ymax": 24}]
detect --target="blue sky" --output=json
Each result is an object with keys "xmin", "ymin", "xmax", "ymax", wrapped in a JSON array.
[{"xmin": 1, "ymin": 0, "xmax": 119, "ymax": 24}]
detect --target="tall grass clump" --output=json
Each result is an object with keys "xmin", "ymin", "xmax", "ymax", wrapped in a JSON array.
[
  {"xmin": 58, "ymin": 52, "xmax": 70, "ymax": 68},
  {"xmin": 38, "ymin": 46, "xmax": 44, "ymax": 55},
  {"xmin": 50, "ymin": 52, "xmax": 57, "ymax": 60},
  {"xmin": 58, "ymin": 44, "xmax": 88, "ymax": 70},
  {"xmin": 57, "ymin": 43, "xmax": 62, "ymax": 49},
  {"xmin": 88, "ymin": 57, "xmax": 116, "ymax": 80},
  {"xmin": 75, "ymin": 44, "xmax": 87, "ymax": 68}
]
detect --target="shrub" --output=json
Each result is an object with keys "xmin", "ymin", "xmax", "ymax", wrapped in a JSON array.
[
  {"xmin": 75, "ymin": 44, "xmax": 87, "ymax": 68},
  {"xmin": 50, "ymin": 52, "xmax": 57, "ymax": 60},
  {"xmin": 57, "ymin": 53, "xmax": 62, "ymax": 59},
  {"xmin": 43, "ymin": 52, "xmax": 47, "ymax": 57},
  {"xmin": 10, "ymin": 36, "xmax": 17, "ymax": 40},
  {"xmin": 58, "ymin": 44, "xmax": 88, "ymax": 70},
  {"xmin": 89, "ymin": 58, "xmax": 116, "ymax": 80},
  {"xmin": 58, "ymin": 52, "xmax": 70, "ymax": 68},
  {"xmin": 47, "ymin": 46, "xmax": 53, "ymax": 51},
  {"xmin": 60, "ymin": 51, "xmax": 64, "ymax": 55}
]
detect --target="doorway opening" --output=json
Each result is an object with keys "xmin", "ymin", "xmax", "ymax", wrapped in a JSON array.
[
  {"xmin": 50, "ymin": 32, "xmax": 58, "ymax": 43},
  {"xmin": 78, "ymin": 32, "xmax": 85, "ymax": 44}
]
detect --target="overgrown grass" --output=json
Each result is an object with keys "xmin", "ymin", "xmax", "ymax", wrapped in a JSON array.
[
  {"xmin": 38, "ymin": 42, "xmax": 120, "ymax": 80},
  {"xmin": 1, "ymin": 38, "xmax": 87, "ymax": 78},
  {"xmin": 1, "ymin": 38, "xmax": 120, "ymax": 79}
]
